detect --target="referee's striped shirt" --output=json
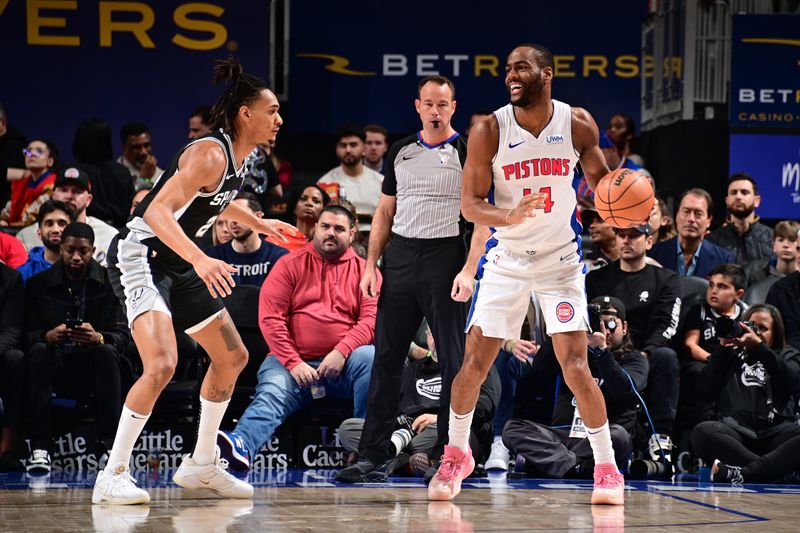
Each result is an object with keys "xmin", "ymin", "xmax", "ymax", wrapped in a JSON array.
[{"xmin": 383, "ymin": 132, "xmax": 467, "ymax": 239}]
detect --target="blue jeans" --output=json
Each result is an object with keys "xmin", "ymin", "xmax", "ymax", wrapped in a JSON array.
[{"xmin": 235, "ymin": 345, "xmax": 374, "ymax": 457}]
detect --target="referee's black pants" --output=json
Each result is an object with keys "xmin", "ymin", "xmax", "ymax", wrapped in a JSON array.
[{"xmin": 359, "ymin": 234, "xmax": 468, "ymax": 463}]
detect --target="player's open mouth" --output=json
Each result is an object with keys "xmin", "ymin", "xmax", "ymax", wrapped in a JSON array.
[{"xmin": 510, "ymin": 83, "xmax": 523, "ymax": 95}]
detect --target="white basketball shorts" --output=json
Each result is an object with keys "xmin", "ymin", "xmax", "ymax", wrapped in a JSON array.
[{"xmin": 466, "ymin": 241, "xmax": 588, "ymax": 340}]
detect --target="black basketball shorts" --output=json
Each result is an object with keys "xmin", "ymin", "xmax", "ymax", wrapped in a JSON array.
[{"xmin": 106, "ymin": 233, "xmax": 224, "ymax": 334}]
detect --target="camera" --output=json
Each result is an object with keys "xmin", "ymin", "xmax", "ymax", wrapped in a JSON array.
[
  {"xmin": 587, "ymin": 304, "xmax": 603, "ymax": 332},
  {"xmin": 391, "ymin": 414, "xmax": 418, "ymax": 454},
  {"xmin": 587, "ymin": 304, "xmax": 618, "ymax": 333},
  {"xmin": 715, "ymin": 316, "xmax": 758, "ymax": 339},
  {"xmin": 396, "ymin": 414, "xmax": 416, "ymax": 433},
  {"xmin": 629, "ymin": 458, "xmax": 673, "ymax": 480}
]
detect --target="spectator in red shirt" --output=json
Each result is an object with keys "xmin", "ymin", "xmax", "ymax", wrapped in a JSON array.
[
  {"xmin": 0, "ymin": 232, "xmax": 27, "ymax": 269},
  {"xmin": 217, "ymin": 205, "xmax": 380, "ymax": 470}
]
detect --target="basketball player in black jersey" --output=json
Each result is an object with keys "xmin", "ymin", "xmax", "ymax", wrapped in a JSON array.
[{"xmin": 93, "ymin": 58, "xmax": 297, "ymax": 504}]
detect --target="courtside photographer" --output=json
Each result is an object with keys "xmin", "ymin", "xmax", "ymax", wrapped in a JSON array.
[
  {"xmin": 692, "ymin": 304, "xmax": 800, "ymax": 484},
  {"xmin": 503, "ymin": 296, "xmax": 647, "ymax": 478}
]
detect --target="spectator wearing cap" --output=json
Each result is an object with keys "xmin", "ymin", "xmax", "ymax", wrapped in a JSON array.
[
  {"xmin": 648, "ymin": 188, "xmax": 735, "ymax": 278},
  {"xmin": 15, "ymin": 167, "xmax": 118, "ymax": 265},
  {"xmin": 117, "ymin": 122, "xmax": 162, "ymax": 189},
  {"xmin": 502, "ymin": 296, "xmax": 647, "ymax": 479},
  {"xmin": 317, "ymin": 124, "xmax": 384, "ymax": 231},
  {"xmin": 23, "ymin": 221, "xmax": 129, "ymax": 473},
  {"xmin": 582, "ymin": 206, "xmax": 619, "ymax": 270},
  {"xmin": 708, "ymin": 173, "xmax": 774, "ymax": 270},
  {"xmin": 17, "ymin": 200, "xmax": 75, "ymax": 283},
  {"xmin": 586, "ymin": 223, "xmax": 682, "ymax": 465}
]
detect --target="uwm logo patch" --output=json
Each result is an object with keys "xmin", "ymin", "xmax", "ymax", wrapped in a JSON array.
[
  {"xmin": 501, "ymin": 158, "xmax": 571, "ymax": 180},
  {"xmin": 546, "ymin": 134, "xmax": 564, "ymax": 144},
  {"xmin": 556, "ymin": 302, "xmax": 575, "ymax": 323}
]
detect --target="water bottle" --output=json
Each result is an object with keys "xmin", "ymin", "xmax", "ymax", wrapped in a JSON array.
[{"xmin": 339, "ymin": 185, "xmax": 347, "ymax": 201}]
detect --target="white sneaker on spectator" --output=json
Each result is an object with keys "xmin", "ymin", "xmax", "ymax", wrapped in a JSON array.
[
  {"xmin": 92, "ymin": 462, "xmax": 151, "ymax": 505},
  {"xmin": 173, "ymin": 450, "xmax": 253, "ymax": 499},
  {"xmin": 484, "ymin": 440, "xmax": 510, "ymax": 471},
  {"xmin": 648, "ymin": 433, "xmax": 673, "ymax": 463},
  {"xmin": 26, "ymin": 449, "xmax": 51, "ymax": 473}
]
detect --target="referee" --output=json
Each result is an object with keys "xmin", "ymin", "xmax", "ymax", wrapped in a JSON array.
[{"xmin": 337, "ymin": 75, "xmax": 488, "ymax": 482}]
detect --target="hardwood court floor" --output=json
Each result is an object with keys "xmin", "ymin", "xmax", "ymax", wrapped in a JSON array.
[{"xmin": 1, "ymin": 469, "xmax": 798, "ymax": 532}]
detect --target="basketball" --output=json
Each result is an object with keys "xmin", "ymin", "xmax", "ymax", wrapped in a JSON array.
[{"xmin": 593, "ymin": 168, "xmax": 655, "ymax": 228}]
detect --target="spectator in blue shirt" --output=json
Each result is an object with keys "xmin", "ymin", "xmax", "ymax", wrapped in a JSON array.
[
  {"xmin": 648, "ymin": 188, "xmax": 735, "ymax": 278},
  {"xmin": 205, "ymin": 192, "xmax": 289, "ymax": 287},
  {"xmin": 17, "ymin": 200, "xmax": 74, "ymax": 283}
]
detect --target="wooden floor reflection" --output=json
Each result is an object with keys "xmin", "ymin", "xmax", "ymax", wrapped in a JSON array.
[{"xmin": 2, "ymin": 470, "xmax": 798, "ymax": 532}]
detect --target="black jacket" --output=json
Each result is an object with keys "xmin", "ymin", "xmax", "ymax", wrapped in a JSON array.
[
  {"xmin": 396, "ymin": 357, "xmax": 500, "ymax": 431},
  {"xmin": 700, "ymin": 342, "xmax": 800, "ymax": 438},
  {"xmin": 531, "ymin": 341, "xmax": 648, "ymax": 434},
  {"xmin": 0, "ymin": 263, "xmax": 24, "ymax": 354},
  {"xmin": 767, "ymin": 272, "xmax": 800, "ymax": 352},
  {"xmin": 586, "ymin": 261, "xmax": 681, "ymax": 354},
  {"xmin": 708, "ymin": 219, "xmax": 774, "ymax": 266},
  {"xmin": 24, "ymin": 259, "xmax": 129, "ymax": 353}
]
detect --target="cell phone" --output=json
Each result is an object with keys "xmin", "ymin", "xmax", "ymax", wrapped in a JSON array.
[
  {"xmin": 64, "ymin": 318, "xmax": 83, "ymax": 329},
  {"xmin": 587, "ymin": 304, "xmax": 603, "ymax": 333}
]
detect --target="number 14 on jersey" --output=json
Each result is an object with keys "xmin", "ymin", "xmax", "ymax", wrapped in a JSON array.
[{"xmin": 523, "ymin": 187, "xmax": 555, "ymax": 213}]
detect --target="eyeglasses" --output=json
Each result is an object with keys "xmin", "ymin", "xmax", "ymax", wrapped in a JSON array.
[{"xmin": 23, "ymin": 147, "xmax": 47, "ymax": 157}]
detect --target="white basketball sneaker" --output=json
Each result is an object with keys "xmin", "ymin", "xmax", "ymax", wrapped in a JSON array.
[
  {"xmin": 92, "ymin": 462, "xmax": 151, "ymax": 505},
  {"xmin": 484, "ymin": 440, "xmax": 510, "ymax": 471},
  {"xmin": 173, "ymin": 450, "xmax": 253, "ymax": 499}
]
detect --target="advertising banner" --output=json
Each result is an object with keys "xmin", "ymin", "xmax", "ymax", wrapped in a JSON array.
[
  {"xmin": 286, "ymin": 0, "xmax": 649, "ymax": 134},
  {"xmin": 729, "ymin": 133, "xmax": 800, "ymax": 219},
  {"xmin": 730, "ymin": 15, "xmax": 800, "ymax": 128},
  {"xmin": 1, "ymin": 1, "xmax": 271, "ymax": 161}
]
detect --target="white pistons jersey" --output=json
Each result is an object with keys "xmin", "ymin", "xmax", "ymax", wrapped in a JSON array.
[{"xmin": 490, "ymin": 100, "xmax": 581, "ymax": 257}]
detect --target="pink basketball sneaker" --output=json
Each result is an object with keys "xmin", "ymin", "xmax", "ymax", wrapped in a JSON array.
[
  {"xmin": 591, "ymin": 463, "xmax": 625, "ymax": 505},
  {"xmin": 428, "ymin": 446, "xmax": 475, "ymax": 501}
]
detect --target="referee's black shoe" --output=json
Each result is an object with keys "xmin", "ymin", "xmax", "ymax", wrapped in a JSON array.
[{"xmin": 335, "ymin": 456, "xmax": 398, "ymax": 483}]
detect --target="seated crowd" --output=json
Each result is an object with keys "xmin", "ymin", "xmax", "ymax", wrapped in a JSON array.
[{"xmin": 1, "ymin": 106, "xmax": 799, "ymax": 488}]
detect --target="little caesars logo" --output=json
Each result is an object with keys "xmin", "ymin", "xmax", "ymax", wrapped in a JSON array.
[{"xmin": 302, "ymin": 426, "xmax": 347, "ymax": 468}]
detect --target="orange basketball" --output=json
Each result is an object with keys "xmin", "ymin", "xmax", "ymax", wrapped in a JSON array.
[{"xmin": 594, "ymin": 168, "xmax": 655, "ymax": 228}]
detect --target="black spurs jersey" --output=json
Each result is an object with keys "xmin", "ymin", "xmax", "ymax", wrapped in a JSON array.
[{"xmin": 126, "ymin": 130, "xmax": 244, "ymax": 267}]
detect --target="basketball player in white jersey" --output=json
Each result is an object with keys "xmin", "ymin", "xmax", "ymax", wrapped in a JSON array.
[
  {"xmin": 92, "ymin": 58, "xmax": 296, "ymax": 504},
  {"xmin": 428, "ymin": 44, "xmax": 625, "ymax": 505}
]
